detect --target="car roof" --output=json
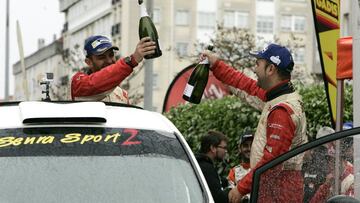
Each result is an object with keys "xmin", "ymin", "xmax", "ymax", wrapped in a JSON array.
[{"xmin": 0, "ymin": 101, "xmax": 181, "ymax": 134}]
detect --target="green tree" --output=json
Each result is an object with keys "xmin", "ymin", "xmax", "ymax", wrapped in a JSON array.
[
  {"xmin": 191, "ymin": 26, "xmax": 256, "ymax": 73},
  {"xmin": 165, "ymin": 95, "xmax": 260, "ymax": 168},
  {"xmin": 189, "ymin": 26, "xmax": 314, "ymax": 84},
  {"xmin": 299, "ymin": 83, "xmax": 353, "ymax": 141}
]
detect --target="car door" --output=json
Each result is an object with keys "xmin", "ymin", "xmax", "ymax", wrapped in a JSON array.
[{"xmin": 250, "ymin": 127, "xmax": 360, "ymax": 203}]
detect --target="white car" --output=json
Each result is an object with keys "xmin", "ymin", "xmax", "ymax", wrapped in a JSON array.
[{"xmin": 0, "ymin": 101, "xmax": 214, "ymax": 203}]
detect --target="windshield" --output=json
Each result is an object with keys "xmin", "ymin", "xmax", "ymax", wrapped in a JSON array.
[{"xmin": 0, "ymin": 127, "xmax": 204, "ymax": 203}]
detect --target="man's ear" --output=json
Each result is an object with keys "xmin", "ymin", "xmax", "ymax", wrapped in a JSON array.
[
  {"xmin": 85, "ymin": 57, "xmax": 92, "ymax": 67},
  {"xmin": 267, "ymin": 64, "xmax": 277, "ymax": 76},
  {"xmin": 210, "ymin": 145, "xmax": 217, "ymax": 153}
]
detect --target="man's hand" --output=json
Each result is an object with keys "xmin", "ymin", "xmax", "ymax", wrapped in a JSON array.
[
  {"xmin": 201, "ymin": 50, "xmax": 219, "ymax": 67},
  {"xmin": 229, "ymin": 187, "xmax": 242, "ymax": 203},
  {"xmin": 133, "ymin": 37, "xmax": 157, "ymax": 63}
]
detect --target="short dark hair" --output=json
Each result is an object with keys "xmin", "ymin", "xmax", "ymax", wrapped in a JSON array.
[
  {"xmin": 199, "ymin": 130, "xmax": 228, "ymax": 153},
  {"xmin": 277, "ymin": 61, "xmax": 293, "ymax": 80},
  {"xmin": 266, "ymin": 61, "xmax": 292, "ymax": 80}
]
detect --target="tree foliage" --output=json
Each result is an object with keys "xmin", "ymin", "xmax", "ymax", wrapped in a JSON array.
[
  {"xmin": 298, "ymin": 82, "xmax": 353, "ymax": 141},
  {"xmin": 193, "ymin": 26, "xmax": 256, "ymax": 73},
  {"xmin": 165, "ymin": 95, "xmax": 260, "ymax": 167},
  {"xmin": 207, "ymin": 26, "xmax": 256, "ymax": 72},
  {"xmin": 191, "ymin": 26, "xmax": 314, "ymax": 84}
]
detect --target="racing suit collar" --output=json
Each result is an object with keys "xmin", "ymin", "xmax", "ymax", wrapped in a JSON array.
[
  {"xmin": 265, "ymin": 79, "xmax": 294, "ymax": 101},
  {"xmin": 240, "ymin": 162, "xmax": 250, "ymax": 169}
]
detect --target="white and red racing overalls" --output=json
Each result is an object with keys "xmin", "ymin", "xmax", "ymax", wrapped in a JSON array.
[
  {"xmin": 212, "ymin": 60, "xmax": 308, "ymax": 203},
  {"xmin": 71, "ymin": 58, "xmax": 133, "ymax": 104}
]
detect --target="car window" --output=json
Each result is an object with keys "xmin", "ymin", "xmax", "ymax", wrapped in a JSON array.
[
  {"xmin": 250, "ymin": 128, "xmax": 360, "ymax": 203},
  {"xmin": 0, "ymin": 127, "xmax": 204, "ymax": 203}
]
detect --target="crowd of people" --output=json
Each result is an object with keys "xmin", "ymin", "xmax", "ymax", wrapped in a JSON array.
[{"xmin": 71, "ymin": 35, "xmax": 356, "ymax": 203}]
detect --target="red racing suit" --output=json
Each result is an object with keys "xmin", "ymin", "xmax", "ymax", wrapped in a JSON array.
[
  {"xmin": 227, "ymin": 163, "xmax": 251, "ymax": 188},
  {"xmin": 71, "ymin": 58, "xmax": 133, "ymax": 103},
  {"xmin": 211, "ymin": 60, "xmax": 307, "ymax": 203},
  {"xmin": 228, "ymin": 162, "xmax": 251, "ymax": 200}
]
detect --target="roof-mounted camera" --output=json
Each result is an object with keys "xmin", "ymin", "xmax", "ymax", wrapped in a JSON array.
[{"xmin": 40, "ymin": 73, "xmax": 54, "ymax": 101}]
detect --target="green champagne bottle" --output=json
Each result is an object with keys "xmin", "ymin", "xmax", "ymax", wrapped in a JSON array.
[
  {"xmin": 183, "ymin": 46, "xmax": 214, "ymax": 104},
  {"xmin": 138, "ymin": 0, "xmax": 162, "ymax": 59}
]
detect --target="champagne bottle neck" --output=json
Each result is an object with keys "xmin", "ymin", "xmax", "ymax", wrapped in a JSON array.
[{"xmin": 140, "ymin": 4, "xmax": 149, "ymax": 17}]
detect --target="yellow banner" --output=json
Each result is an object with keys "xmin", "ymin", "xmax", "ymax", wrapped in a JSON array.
[{"xmin": 311, "ymin": 0, "xmax": 340, "ymax": 127}]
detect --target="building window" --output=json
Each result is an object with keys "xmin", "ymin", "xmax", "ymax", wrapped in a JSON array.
[
  {"xmin": 153, "ymin": 8, "xmax": 160, "ymax": 24},
  {"xmin": 60, "ymin": 76, "xmax": 69, "ymax": 86},
  {"xmin": 223, "ymin": 11, "xmax": 249, "ymax": 28},
  {"xmin": 111, "ymin": 0, "xmax": 121, "ymax": 5},
  {"xmin": 198, "ymin": 12, "xmax": 216, "ymax": 29},
  {"xmin": 280, "ymin": 15, "xmax": 306, "ymax": 32},
  {"xmin": 294, "ymin": 48, "xmax": 305, "ymax": 64},
  {"xmin": 111, "ymin": 23, "xmax": 121, "ymax": 36},
  {"xmin": 224, "ymin": 11, "xmax": 235, "ymax": 27},
  {"xmin": 62, "ymin": 22, "xmax": 68, "ymax": 33},
  {"xmin": 236, "ymin": 12, "xmax": 249, "ymax": 28},
  {"xmin": 175, "ymin": 10, "xmax": 189, "ymax": 26},
  {"xmin": 153, "ymin": 73, "xmax": 158, "ymax": 89},
  {"xmin": 294, "ymin": 16, "xmax": 306, "ymax": 32},
  {"xmin": 257, "ymin": 16, "xmax": 274, "ymax": 34},
  {"xmin": 176, "ymin": 42, "xmax": 188, "ymax": 57},
  {"xmin": 280, "ymin": 15, "xmax": 292, "ymax": 32}
]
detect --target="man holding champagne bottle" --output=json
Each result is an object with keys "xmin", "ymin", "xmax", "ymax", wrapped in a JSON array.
[
  {"xmin": 202, "ymin": 43, "xmax": 307, "ymax": 203},
  {"xmin": 71, "ymin": 35, "xmax": 156, "ymax": 103}
]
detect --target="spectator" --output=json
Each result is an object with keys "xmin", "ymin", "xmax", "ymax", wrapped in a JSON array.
[
  {"xmin": 302, "ymin": 145, "xmax": 329, "ymax": 203},
  {"xmin": 309, "ymin": 137, "xmax": 354, "ymax": 203},
  {"xmin": 227, "ymin": 132, "xmax": 253, "ymax": 188},
  {"xmin": 227, "ymin": 132, "xmax": 254, "ymax": 202},
  {"xmin": 302, "ymin": 126, "xmax": 335, "ymax": 202},
  {"xmin": 196, "ymin": 130, "xmax": 230, "ymax": 203}
]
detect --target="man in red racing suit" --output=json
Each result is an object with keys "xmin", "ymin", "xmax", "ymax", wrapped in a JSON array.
[
  {"xmin": 203, "ymin": 43, "xmax": 308, "ymax": 203},
  {"xmin": 71, "ymin": 35, "xmax": 156, "ymax": 103}
]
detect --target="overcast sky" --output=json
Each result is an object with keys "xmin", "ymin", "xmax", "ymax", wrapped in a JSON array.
[{"xmin": 0, "ymin": 0, "xmax": 64, "ymax": 99}]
